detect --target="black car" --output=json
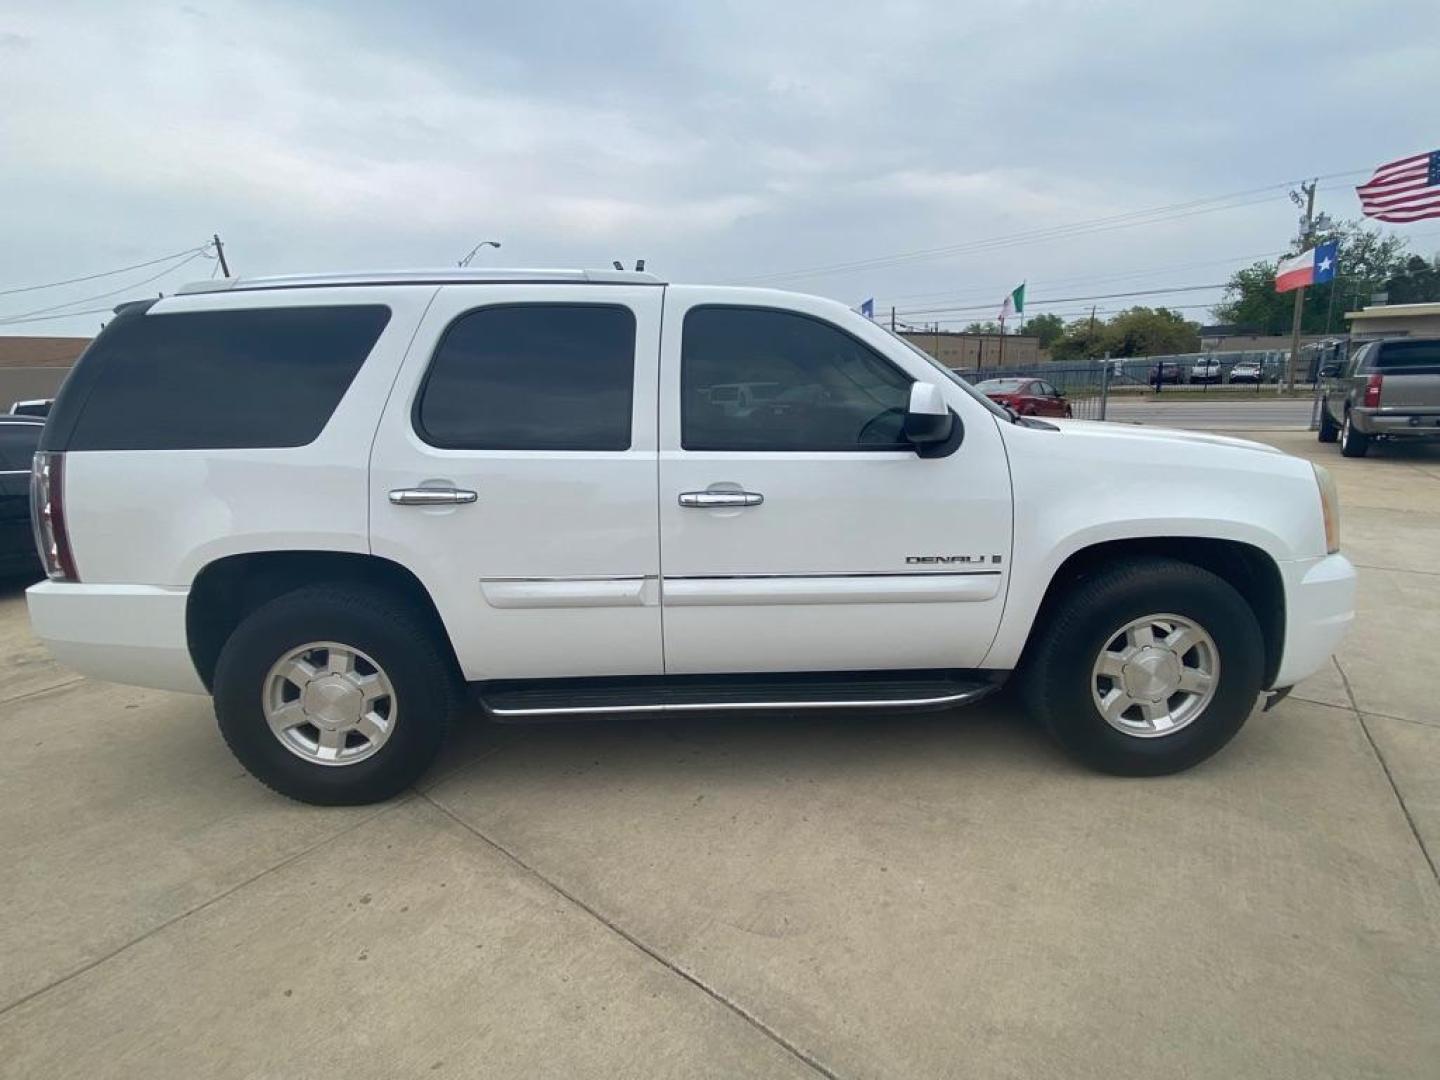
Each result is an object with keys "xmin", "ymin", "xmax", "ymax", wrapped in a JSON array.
[{"xmin": 0, "ymin": 416, "xmax": 43, "ymax": 577}]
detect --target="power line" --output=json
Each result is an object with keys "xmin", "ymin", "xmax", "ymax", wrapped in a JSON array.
[
  {"xmin": 0, "ymin": 306, "xmax": 115, "ymax": 326},
  {"xmin": 733, "ymin": 168, "xmax": 1374, "ymax": 287},
  {"xmin": 0, "ymin": 244, "xmax": 210, "ymax": 298},
  {"xmin": 891, "ymin": 281, "xmax": 1228, "ymax": 320},
  {"xmin": 871, "ymin": 224, "xmax": 1440, "ymax": 322},
  {"xmin": 0, "ymin": 250, "xmax": 209, "ymax": 324}
]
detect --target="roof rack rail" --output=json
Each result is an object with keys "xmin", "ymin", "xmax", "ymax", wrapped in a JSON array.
[{"xmin": 175, "ymin": 268, "xmax": 665, "ymax": 295}]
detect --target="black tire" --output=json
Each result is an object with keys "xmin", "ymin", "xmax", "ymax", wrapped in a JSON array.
[
  {"xmin": 1340, "ymin": 410, "xmax": 1370, "ymax": 458},
  {"xmin": 1019, "ymin": 557, "xmax": 1263, "ymax": 776},
  {"xmin": 213, "ymin": 584, "xmax": 459, "ymax": 805},
  {"xmin": 1317, "ymin": 404, "xmax": 1339, "ymax": 443}
]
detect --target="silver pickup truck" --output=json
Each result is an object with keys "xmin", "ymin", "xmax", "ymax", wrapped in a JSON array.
[{"xmin": 1318, "ymin": 338, "xmax": 1440, "ymax": 457}]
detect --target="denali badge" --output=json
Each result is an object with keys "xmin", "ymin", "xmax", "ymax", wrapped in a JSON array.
[{"xmin": 907, "ymin": 554, "xmax": 1003, "ymax": 565}]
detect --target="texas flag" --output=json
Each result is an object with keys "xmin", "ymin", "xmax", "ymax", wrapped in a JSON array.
[{"xmin": 1274, "ymin": 241, "xmax": 1338, "ymax": 294}]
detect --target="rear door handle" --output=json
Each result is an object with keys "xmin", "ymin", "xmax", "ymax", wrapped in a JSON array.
[
  {"xmin": 389, "ymin": 488, "xmax": 478, "ymax": 506},
  {"xmin": 678, "ymin": 491, "xmax": 764, "ymax": 508}
]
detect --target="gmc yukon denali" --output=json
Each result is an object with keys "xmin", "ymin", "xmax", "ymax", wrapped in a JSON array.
[{"xmin": 27, "ymin": 269, "xmax": 1356, "ymax": 804}]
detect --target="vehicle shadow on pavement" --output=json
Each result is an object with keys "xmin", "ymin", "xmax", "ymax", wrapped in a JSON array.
[{"xmin": 417, "ymin": 683, "xmax": 1283, "ymax": 801}]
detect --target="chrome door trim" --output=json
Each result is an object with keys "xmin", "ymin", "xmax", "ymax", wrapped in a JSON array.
[
  {"xmin": 487, "ymin": 685, "xmax": 994, "ymax": 717},
  {"xmin": 678, "ymin": 491, "xmax": 763, "ymax": 508},
  {"xmin": 480, "ymin": 575, "xmax": 659, "ymax": 609},
  {"xmin": 662, "ymin": 571, "xmax": 1002, "ymax": 606},
  {"xmin": 389, "ymin": 487, "xmax": 478, "ymax": 506}
]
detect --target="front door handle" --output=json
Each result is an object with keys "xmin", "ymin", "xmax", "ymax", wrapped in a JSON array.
[
  {"xmin": 389, "ymin": 488, "xmax": 478, "ymax": 506},
  {"xmin": 678, "ymin": 491, "xmax": 764, "ymax": 508}
]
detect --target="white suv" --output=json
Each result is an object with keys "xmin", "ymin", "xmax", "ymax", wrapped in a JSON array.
[{"xmin": 27, "ymin": 269, "xmax": 1355, "ymax": 804}]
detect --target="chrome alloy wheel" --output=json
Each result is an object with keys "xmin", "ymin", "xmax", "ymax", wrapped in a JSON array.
[
  {"xmin": 262, "ymin": 642, "xmax": 396, "ymax": 766},
  {"xmin": 1090, "ymin": 613, "xmax": 1219, "ymax": 738}
]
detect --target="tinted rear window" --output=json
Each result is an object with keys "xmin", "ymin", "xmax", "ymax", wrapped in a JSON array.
[
  {"xmin": 0, "ymin": 425, "xmax": 39, "ymax": 471},
  {"xmin": 50, "ymin": 306, "xmax": 390, "ymax": 452},
  {"xmin": 1376, "ymin": 341, "xmax": 1440, "ymax": 370}
]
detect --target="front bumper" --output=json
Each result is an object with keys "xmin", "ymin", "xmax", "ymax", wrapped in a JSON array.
[
  {"xmin": 1272, "ymin": 553, "xmax": 1356, "ymax": 688},
  {"xmin": 26, "ymin": 580, "xmax": 207, "ymax": 694}
]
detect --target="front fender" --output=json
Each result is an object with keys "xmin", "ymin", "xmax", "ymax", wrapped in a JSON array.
[{"xmin": 981, "ymin": 421, "xmax": 1324, "ymax": 669}]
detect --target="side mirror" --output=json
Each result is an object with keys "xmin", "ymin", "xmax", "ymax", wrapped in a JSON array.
[
  {"xmin": 1320, "ymin": 363, "xmax": 1341, "ymax": 378},
  {"xmin": 903, "ymin": 382, "xmax": 954, "ymax": 448}
]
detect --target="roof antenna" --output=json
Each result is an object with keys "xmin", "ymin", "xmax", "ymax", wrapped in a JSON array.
[
  {"xmin": 612, "ymin": 260, "xmax": 624, "ymax": 271},
  {"xmin": 635, "ymin": 259, "xmax": 646, "ymax": 272}
]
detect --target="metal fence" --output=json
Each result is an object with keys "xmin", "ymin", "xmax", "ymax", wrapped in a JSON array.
[
  {"xmin": 956, "ymin": 363, "xmax": 1114, "ymax": 419},
  {"xmin": 954, "ymin": 345, "xmax": 1343, "ymax": 421}
]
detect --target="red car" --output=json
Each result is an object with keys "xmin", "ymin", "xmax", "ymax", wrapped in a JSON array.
[{"xmin": 973, "ymin": 377, "xmax": 1073, "ymax": 418}]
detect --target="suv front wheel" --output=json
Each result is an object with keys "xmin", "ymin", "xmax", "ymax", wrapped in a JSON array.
[
  {"xmin": 213, "ymin": 584, "xmax": 459, "ymax": 804},
  {"xmin": 1020, "ymin": 557, "xmax": 1263, "ymax": 775}
]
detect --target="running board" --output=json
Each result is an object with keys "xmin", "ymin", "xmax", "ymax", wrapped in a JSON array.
[{"xmin": 476, "ymin": 670, "xmax": 1003, "ymax": 719}]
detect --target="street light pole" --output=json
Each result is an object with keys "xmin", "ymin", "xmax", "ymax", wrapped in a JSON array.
[{"xmin": 459, "ymin": 240, "xmax": 502, "ymax": 267}]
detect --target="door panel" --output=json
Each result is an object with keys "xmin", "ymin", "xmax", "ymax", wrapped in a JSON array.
[
  {"xmin": 369, "ymin": 285, "xmax": 664, "ymax": 680},
  {"xmin": 657, "ymin": 288, "xmax": 1013, "ymax": 674}
]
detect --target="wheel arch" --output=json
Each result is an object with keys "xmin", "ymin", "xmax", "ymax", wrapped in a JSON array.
[
  {"xmin": 1015, "ymin": 537, "xmax": 1285, "ymax": 689},
  {"xmin": 186, "ymin": 550, "xmax": 460, "ymax": 692}
]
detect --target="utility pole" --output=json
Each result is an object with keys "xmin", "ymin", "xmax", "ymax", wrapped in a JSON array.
[
  {"xmin": 212, "ymin": 234, "xmax": 231, "ymax": 278},
  {"xmin": 1284, "ymin": 180, "xmax": 1316, "ymax": 393},
  {"xmin": 890, "ymin": 305, "xmax": 896, "ymax": 332}
]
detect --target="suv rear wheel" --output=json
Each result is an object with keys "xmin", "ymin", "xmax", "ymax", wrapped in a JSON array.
[
  {"xmin": 1020, "ymin": 557, "xmax": 1262, "ymax": 775},
  {"xmin": 213, "ymin": 584, "xmax": 458, "ymax": 804},
  {"xmin": 1340, "ymin": 410, "xmax": 1370, "ymax": 458}
]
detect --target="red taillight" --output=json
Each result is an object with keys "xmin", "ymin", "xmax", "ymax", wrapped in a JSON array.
[
  {"xmin": 1363, "ymin": 373, "xmax": 1383, "ymax": 408},
  {"xmin": 31, "ymin": 451, "xmax": 79, "ymax": 582}
]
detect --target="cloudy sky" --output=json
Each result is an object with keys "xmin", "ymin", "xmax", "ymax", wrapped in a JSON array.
[{"xmin": 2, "ymin": 0, "xmax": 1437, "ymax": 337}]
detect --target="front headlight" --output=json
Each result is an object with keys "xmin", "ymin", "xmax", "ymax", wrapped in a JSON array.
[{"xmin": 1313, "ymin": 463, "xmax": 1340, "ymax": 554}]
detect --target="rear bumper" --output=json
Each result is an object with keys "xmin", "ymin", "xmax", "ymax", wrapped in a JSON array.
[
  {"xmin": 25, "ymin": 580, "xmax": 206, "ymax": 694},
  {"xmin": 1272, "ymin": 553, "xmax": 1356, "ymax": 688},
  {"xmin": 1350, "ymin": 407, "xmax": 1440, "ymax": 437}
]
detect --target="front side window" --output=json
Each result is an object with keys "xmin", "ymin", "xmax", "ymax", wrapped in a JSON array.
[
  {"xmin": 416, "ymin": 304, "xmax": 636, "ymax": 451},
  {"xmin": 681, "ymin": 306, "xmax": 912, "ymax": 451}
]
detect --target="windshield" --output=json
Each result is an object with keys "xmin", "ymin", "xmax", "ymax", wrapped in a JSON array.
[
  {"xmin": 974, "ymin": 378, "xmax": 1028, "ymax": 392},
  {"xmin": 881, "ymin": 327, "xmax": 1013, "ymax": 420}
]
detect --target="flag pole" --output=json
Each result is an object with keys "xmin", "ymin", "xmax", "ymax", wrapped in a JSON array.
[
  {"xmin": 1283, "ymin": 181, "xmax": 1316, "ymax": 394},
  {"xmin": 998, "ymin": 316, "xmax": 1006, "ymax": 369}
]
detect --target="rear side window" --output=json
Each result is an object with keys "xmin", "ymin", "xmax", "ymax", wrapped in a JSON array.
[
  {"xmin": 53, "ymin": 306, "xmax": 390, "ymax": 451},
  {"xmin": 415, "ymin": 304, "xmax": 636, "ymax": 451},
  {"xmin": 1375, "ymin": 341, "xmax": 1440, "ymax": 370}
]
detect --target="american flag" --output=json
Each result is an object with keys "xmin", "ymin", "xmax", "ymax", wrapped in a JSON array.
[{"xmin": 1355, "ymin": 150, "xmax": 1440, "ymax": 223}]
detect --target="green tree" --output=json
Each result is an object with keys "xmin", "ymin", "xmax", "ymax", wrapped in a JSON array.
[
  {"xmin": 1049, "ymin": 316, "xmax": 1108, "ymax": 361},
  {"xmin": 1021, "ymin": 312, "xmax": 1065, "ymax": 348},
  {"xmin": 1102, "ymin": 306, "xmax": 1200, "ymax": 357},
  {"xmin": 1384, "ymin": 255, "xmax": 1440, "ymax": 304},
  {"xmin": 1048, "ymin": 306, "xmax": 1201, "ymax": 360},
  {"xmin": 1213, "ymin": 220, "xmax": 1416, "ymax": 334}
]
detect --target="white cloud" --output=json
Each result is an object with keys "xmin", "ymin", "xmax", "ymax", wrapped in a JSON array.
[{"xmin": 1, "ymin": 0, "xmax": 1437, "ymax": 334}]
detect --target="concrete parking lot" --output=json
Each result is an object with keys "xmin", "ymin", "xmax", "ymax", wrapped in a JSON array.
[
  {"xmin": 1104, "ymin": 396, "xmax": 1316, "ymax": 429},
  {"xmin": 2, "ymin": 429, "xmax": 1437, "ymax": 1079}
]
